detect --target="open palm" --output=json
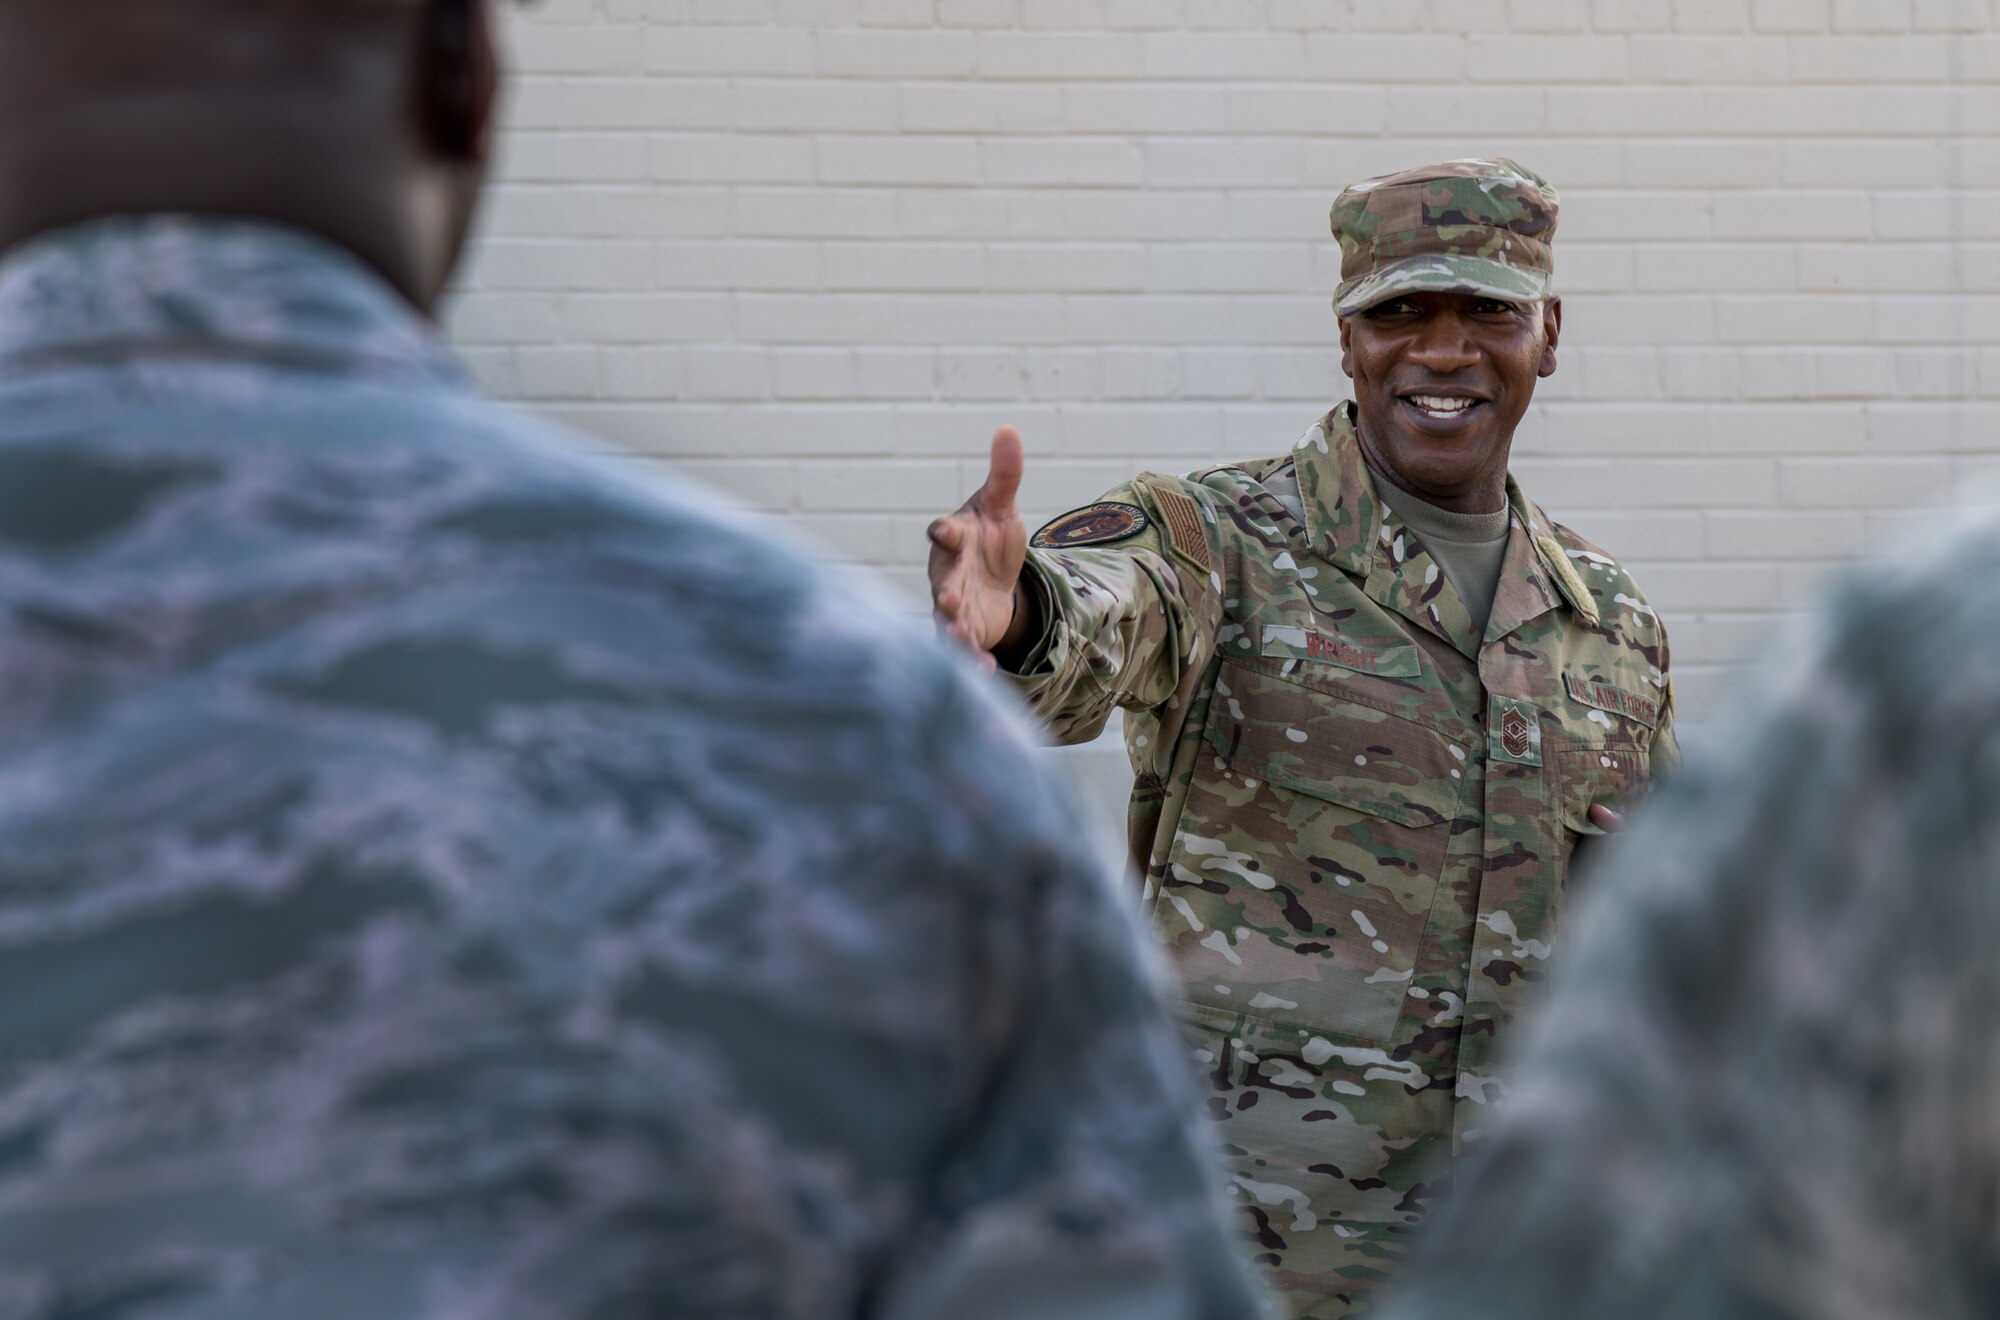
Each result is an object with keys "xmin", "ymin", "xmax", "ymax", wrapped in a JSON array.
[{"xmin": 928, "ymin": 427, "xmax": 1029, "ymax": 662}]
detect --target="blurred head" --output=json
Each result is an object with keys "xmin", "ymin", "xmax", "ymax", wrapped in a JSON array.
[
  {"xmin": 1329, "ymin": 158, "xmax": 1562, "ymax": 512},
  {"xmin": 0, "ymin": 0, "xmax": 501, "ymax": 312}
]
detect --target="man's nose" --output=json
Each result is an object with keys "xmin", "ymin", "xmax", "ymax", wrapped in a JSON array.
[{"xmin": 1406, "ymin": 314, "xmax": 1480, "ymax": 373}]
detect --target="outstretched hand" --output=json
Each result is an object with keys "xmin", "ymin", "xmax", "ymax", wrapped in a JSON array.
[{"xmin": 928, "ymin": 427, "xmax": 1030, "ymax": 669}]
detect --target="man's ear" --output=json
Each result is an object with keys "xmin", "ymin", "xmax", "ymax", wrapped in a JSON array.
[
  {"xmin": 416, "ymin": 0, "xmax": 497, "ymax": 165},
  {"xmin": 1337, "ymin": 315, "xmax": 1356, "ymax": 379},
  {"xmin": 1537, "ymin": 296, "xmax": 1562, "ymax": 379}
]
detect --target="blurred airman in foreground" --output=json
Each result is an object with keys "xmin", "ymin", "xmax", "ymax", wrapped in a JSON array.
[
  {"xmin": 0, "ymin": 3, "xmax": 1265, "ymax": 1316},
  {"xmin": 1380, "ymin": 505, "xmax": 2000, "ymax": 1320}
]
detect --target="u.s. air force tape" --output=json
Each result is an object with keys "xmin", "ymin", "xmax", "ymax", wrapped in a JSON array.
[{"xmin": 1032, "ymin": 501, "xmax": 1149, "ymax": 549}]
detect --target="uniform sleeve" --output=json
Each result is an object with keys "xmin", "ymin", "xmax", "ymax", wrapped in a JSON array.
[
  {"xmin": 1647, "ymin": 677, "xmax": 1679, "ymax": 774},
  {"xmin": 1648, "ymin": 625, "xmax": 1680, "ymax": 775},
  {"xmin": 1375, "ymin": 571, "xmax": 1998, "ymax": 1320},
  {"xmin": 1000, "ymin": 478, "xmax": 1224, "ymax": 745}
]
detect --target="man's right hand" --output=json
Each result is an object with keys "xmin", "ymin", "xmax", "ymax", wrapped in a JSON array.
[{"xmin": 928, "ymin": 427, "xmax": 1031, "ymax": 669}]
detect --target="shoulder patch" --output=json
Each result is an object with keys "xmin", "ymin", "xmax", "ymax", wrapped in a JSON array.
[
  {"xmin": 1147, "ymin": 484, "xmax": 1212, "ymax": 574},
  {"xmin": 1032, "ymin": 501, "xmax": 1150, "ymax": 550}
]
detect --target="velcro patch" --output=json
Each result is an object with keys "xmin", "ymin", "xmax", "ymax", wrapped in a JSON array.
[
  {"xmin": 1032, "ymin": 501, "xmax": 1149, "ymax": 549},
  {"xmin": 1261, "ymin": 624, "xmax": 1422, "ymax": 678},
  {"xmin": 1564, "ymin": 671, "xmax": 1661, "ymax": 728},
  {"xmin": 1148, "ymin": 484, "xmax": 1212, "ymax": 574},
  {"xmin": 1489, "ymin": 695, "xmax": 1543, "ymax": 766}
]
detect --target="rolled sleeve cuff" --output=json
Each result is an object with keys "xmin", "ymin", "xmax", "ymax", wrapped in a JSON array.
[{"xmin": 998, "ymin": 553, "xmax": 1067, "ymax": 688}]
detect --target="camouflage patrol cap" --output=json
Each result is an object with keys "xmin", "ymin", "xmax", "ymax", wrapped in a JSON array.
[{"xmin": 1330, "ymin": 157, "xmax": 1558, "ymax": 317}]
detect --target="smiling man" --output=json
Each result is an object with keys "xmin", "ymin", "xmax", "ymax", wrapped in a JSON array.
[{"xmin": 929, "ymin": 158, "xmax": 1677, "ymax": 1318}]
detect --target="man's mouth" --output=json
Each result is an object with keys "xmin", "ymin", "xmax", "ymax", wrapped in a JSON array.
[{"xmin": 1399, "ymin": 392, "xmax": 1487, "ymax": 422}]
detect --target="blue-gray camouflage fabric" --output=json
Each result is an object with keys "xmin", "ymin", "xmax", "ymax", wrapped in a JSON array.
[
  {"xmin": 1378, "ymin": 506, "xmax": 2000, "ymax": 1320},
  {"xmin": 0, "ymin": 217, "xmax": 1268, "ymax": 1320}
]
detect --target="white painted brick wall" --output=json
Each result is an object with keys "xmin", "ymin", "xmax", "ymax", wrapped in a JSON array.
[{"xmin": 453, "ymin": 0, "xmax": 2000, "ymax": 803}]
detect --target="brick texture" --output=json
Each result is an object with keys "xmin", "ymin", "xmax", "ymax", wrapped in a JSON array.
[{"xmin": 457, "ymin": 0, "xmax": 2000, "ymax": 751}]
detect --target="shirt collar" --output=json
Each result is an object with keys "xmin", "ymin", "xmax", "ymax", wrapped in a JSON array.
[
  {"xmin": 1292, "ymin": 400, "xmax": 1592, "ymax": 626},
  {"xmin": 1291, "ymin": 400, "xmax": 1386, "ymax": 575},
  {"xmin": 0, "ymin": 215, "xmax": 464, "ymax": 387}
]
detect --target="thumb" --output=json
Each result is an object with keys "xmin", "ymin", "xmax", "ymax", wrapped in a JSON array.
[{"xmin": 978, "ymin": 426, "xmax": 1025, "ymax": 518}]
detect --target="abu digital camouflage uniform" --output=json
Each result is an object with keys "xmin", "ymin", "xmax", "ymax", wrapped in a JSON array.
[
  {"xmin": 1006, "ymin": 403, "xmax": 1676, "ymax": 1317},
  {"xmin": 1379, "ymin": 504, "xmax": 2000, "ymax": 1320},
  {"xmin": 0, "ymin": 218, "xmax": 1266, "ymax": 1320}
]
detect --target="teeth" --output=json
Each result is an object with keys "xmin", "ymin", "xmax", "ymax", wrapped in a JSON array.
[{"xmin": 1410, "ymin": 395, "xmax": 1475, "ymax": 414}]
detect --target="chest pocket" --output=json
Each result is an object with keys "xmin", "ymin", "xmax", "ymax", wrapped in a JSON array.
[
  {"xmin": 1155, "ymin": 659, "xmax": 1465, "ymax": 1048},
  {"xmin": 1556, "ymin": 743, "xmax": 1650, "ymax": 833},
  {"xmin": 1551, "ymin": 741, "xmax": 1651, "ymax": 917}
]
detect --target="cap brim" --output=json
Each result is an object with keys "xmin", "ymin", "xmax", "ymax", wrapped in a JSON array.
[{"xmin": 1335, "ymin": 254, "xmax": 1551, "ymax": 317}]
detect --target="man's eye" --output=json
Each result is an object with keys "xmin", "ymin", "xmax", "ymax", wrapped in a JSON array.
[
  {"xmin": 1475, "ymin": 299, "xmax": 1521, "ymax": 316},
  {"xmin": 1367, "ymin": 299, "xmax": 1417, "ymax": 317}
]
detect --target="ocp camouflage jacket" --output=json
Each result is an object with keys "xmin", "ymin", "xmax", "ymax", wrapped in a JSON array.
[{"xmin": 1004, "ymin": 401, "xmax": 1676, "ymax": 1317}]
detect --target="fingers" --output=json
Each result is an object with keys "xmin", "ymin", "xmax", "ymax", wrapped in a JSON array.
[
  {"xmin": 933, "ymin": 560, "xmax": 967, "ymax": 619},
  {"xmin": 934, "ymin": 600, "xmax": 986, "ymax": 657},
  {"xmin": 926, "ymin": 516, "xmax": 964, "ymax": 552},
  {"xmin": 977, "ymin": 426, "xmax": 1024, "ymax": 517},
  {"xmin": 927, "ymin": 515, "xmax": 971, "ymax": 614},
  {"xmin": 933, "ymin": 559, "xmax": 1001, "ymax": 661},
  {"xmin": 1588, "ymin": 802, "xmax": 1625, "ymax": 833},
  {"xmin": 930, "ymin": 547, "xmax": 978, "ymax": 640},
  {"xmin": 928, "ymin": 427, "xmax": 1025, "ymax": 661}
]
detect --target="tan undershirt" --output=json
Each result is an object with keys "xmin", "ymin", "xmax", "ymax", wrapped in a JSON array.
[{"xmin": 1373, "ymin": 481, "xmax": 1512, "ymax": 639}]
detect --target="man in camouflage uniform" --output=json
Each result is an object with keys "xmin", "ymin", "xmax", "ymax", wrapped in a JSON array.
[
  {"xmin": 930, "ymin": 159, "xmax": 1677, "ymax": 1317},
  {"xmin": 0, "ymin": 3, "xmax": 1268, "ymax": 1318},
  {"xmin": 1379, "ymin": 505, "xmax": 2000, "ymax": 1320}
]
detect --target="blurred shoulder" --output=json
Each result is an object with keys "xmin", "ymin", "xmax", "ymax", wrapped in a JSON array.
[
  {"xmin": 468, "ymin": 405, "xmax": 1082, "ymax": 850},
  {"xmin": 1803, "ymin": 496, "xmax": 2000, "ymax": 728}
]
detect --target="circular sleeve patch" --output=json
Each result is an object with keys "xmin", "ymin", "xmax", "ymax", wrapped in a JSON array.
[{"xmin": 1031, "ymin": 501, "xmax": 1151, "ymax": 550}]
